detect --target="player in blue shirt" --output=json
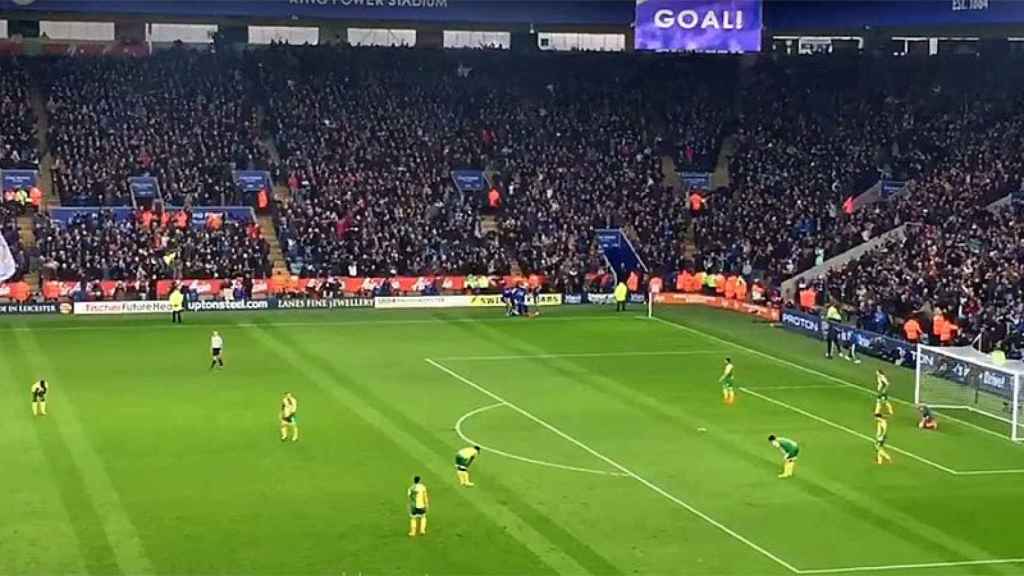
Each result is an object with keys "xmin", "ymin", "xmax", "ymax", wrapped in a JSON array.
[
  {"xmin": 513, "ymin": 286, "xmax": 528, "ymax": 317},
  {"xmin": 501, "ymin": 286, "xmax": 515, "ymax": 317}
]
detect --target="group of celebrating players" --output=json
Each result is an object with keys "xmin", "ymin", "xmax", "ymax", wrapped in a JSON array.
[{"xmin": 718, "ymin": 360, "xmax": 939, "ymax": 479}]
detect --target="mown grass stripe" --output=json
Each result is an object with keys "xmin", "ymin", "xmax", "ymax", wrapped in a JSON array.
[
  {"xmin": 243, "ymin": 320, "xmax": 600, "ymax": 576},
  {"xmin": 15, "ymin": 329, "xmax": 155, "ymax": 575},
  {"xmin": 0, "ymin": 337, "xmax": 91, "ymax": 575}
]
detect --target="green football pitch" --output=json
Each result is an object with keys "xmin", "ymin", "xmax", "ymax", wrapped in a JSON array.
[{"xmin": 3, "ymin": 305, "xmax": 1023, "ymax": 575}]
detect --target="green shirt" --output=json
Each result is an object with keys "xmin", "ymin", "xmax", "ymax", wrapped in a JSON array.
[
  {"xmin": 777, "ymin": 437, "xmax": 799, "ymax": 457},
  {"xmin": 826, "ymin": 306, "xmax": 841, "ymax": 322}
]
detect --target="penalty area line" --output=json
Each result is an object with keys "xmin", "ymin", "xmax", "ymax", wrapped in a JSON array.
[
  {"xmin": 426, "ymin": 357, "xmax": 802, "ymax": 574},
  {"xmin": 438, "ymin": 349, "xmax": 726, "ymax": 361},
  {"xmin": 454, "ymin": 403, "xmax": 629, "ymax": 477},
  {"xmin": 646, "ymin": 316, "xmax": 1012, "ymax": 444},
  {"xmin": 740, "ymin": 387, "xmax": 957, "ymax": 475},
  {"xmin": 797, "ymin": 557, "xmax": 1024, "ymax": 574}
]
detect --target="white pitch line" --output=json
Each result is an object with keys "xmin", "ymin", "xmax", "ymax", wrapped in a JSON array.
[
  {"xmin": 953, "ymin": 468, "xmax": 1024, "ymax": 476},
  {"xmin": 0, "ymin": 314, "xmax": 634, "ymax": 333},
  {"xmin": 439, "ymin": 349, "xmax": 725, "ymax": 361},
  {"xmin": 647, "ymin": 316, "xmax": 1014, "ymax": 443},
  {"xmin": 743, "ymin": 384, "xmax": 844, "ymax": 391},
  {"xmin": 930, "ymin": 406, "xmax": 1024, "ymax": 442},
  {"xmin": 741, "ymin": 387, "xmax": 958, "ymax": 475},
  {"xmin": 455, "ymin": 403, "xmax": 629, "ymax": 477},
  {"xmin": 426, "ymin": 358, "xmax": 801, "ymax": 574},
  {"xmin": 797, "ymin": 557, "xmax": 1024, "ymax": 574}
]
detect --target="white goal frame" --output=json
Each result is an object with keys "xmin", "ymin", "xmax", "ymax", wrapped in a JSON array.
[{"xmin": 915, "ymin": 344, "xmax": 1023, "ymax": 442}]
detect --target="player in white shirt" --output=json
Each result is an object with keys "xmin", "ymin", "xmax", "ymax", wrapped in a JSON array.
[{"xmin": 210, "ymin": 331, "xmax": 224, "ymax": 369}]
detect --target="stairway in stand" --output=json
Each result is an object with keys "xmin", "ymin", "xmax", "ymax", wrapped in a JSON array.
[
  {"xmin": 661, "ymin": 154, "xmax": 697, "ymax": 262},
  {"xmin": 479, "ymin": 213, "xmax": 520, "ymax": 275},
  {"xmin": 17, "ymin": 215, "xmax": 40, "ymax": 289},
  {"xmin": 29, "ymin": 81, "xmax": 59, "ymax": 209},
  {"xmin": 258, "ymin": 215, "xmax": 290, "ymax": 278}
]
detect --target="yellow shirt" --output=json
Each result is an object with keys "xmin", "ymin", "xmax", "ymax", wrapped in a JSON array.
[
  {"xmin": 614, "ymin": 282, "xmax": 628, "ymax": 302},
  {"xmin": 169, "ymin": 291, "xmax": 185, "ymax": 312},
  {"xmin": 409, "ymin": 483, "xmax": 428, "ymax": 509}
]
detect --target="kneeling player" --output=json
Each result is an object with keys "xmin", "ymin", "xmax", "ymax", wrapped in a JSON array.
[
  {"xmin": 918, "ymin": 404, "xmax": 938, "ymax": 430},
  {"xmin": 768, "ymin": 435, "xmax": 798, "ymax": 478},
  {"xmin": 407, "ymin": 476, "xmax": 429, "ymax": 537},
  {"xmin": 875, "ymin": 413, "xmax": 893, "ymax": 464},
  {"xmin": 455, "ymin": 445, "xmax": 481, "ymax": 486}
]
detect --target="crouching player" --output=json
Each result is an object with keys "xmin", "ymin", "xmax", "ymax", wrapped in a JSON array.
[
  {"xmin": 455, "ymin": 445, "xmax": 481, "ymax": 486},
  {"xmin": 513, "ymin": 284, "xmax": 537, "ymax": 318},
  {"xmin": 918, "ymin": 404, "xmax": 938, "ymax": 430},
  {"xmin": 768, "ymin": 435, "xmax": 798, "ymax": 478}
]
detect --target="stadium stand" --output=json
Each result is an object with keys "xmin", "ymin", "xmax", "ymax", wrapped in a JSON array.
[
  {"xmin": 4, "ymin": 42, "xmax": 1022, "ymax": 347},
  {"xmin": 0, "ymin": 58, "xmax": 39, "ymax": 171},
  {"xmin": 35, "ymin": 208, "xmax": 270, "ymax": 283},
  {"xmin": 265, "ymin": 46, "xmax": 506, "ymax": 277},
  {"xmin": 45, "ymin": 50, "xmax": 271, "ymax": 207}
]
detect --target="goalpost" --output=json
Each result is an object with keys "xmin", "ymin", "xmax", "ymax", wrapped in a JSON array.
[{"xmin": 915, "ymin": 344, "xmax": 1023, "ymax": 442}]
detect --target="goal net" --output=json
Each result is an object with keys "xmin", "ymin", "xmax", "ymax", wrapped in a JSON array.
[{"xmin": 915, "ymin": 345, "xmax": 1023, "ymax": 442}]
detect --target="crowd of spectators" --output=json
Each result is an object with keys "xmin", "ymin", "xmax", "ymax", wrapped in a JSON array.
[
  {"xmin": 21, "ymin": 45, "xmax": 1024, "ymax": 349},
  {"xmin": 45, "ymin": 49, "xmax": 272, "ymax": 207},
  {"xmin": 825, "ymin": 90, "xmax": 1024, "ymax": 346},
  {"xmin": 264, "ymin": 46, "xmax": 507, "ymax": 277},
  {"xmin": 0, "ymin": 57, "xmax": 38, "ymax": 282},
  {"xmin": 35, "ymin": 209, "xmax": 270, "ymax": 282},
  {"xmin": 480, "ymin": 54, "xmax": 730, "ymax": 287},
  {"xmin": 692, "ymin": 56, "xmax": 1022, "ymax": 285},
  {"xmin": 0, "ymin": 58, "xmax": 39, "ymax": 170}
]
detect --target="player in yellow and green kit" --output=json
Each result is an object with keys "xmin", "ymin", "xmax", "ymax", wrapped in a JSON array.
[
  {"xmin": 875, "ymin": 413, "xmax": 893, "ymax": 464},
  {"xmin": 768, "ymin": 435, "xmax": 798, "ymax": 478},
  {"xmin": 719, "ymin": 357, "xmax": 736, "ymax": 405},
  {"xmin": 455, "ymin": 445, "xmax": 481, "ymax": 486},
  {"xmin": 407, "ymin": 476, "xmax": 429, "ymax": 537},
  {"xmin": 875, "ymin": 370, "xmax": 894, "ymax": 415},
  {"xmin": 280, "ymin": 392, "xmax": 298, "ymax": 442},
  {"xmin": 31, "ymin": 379, "xmax": 48, "ymax": 416}
]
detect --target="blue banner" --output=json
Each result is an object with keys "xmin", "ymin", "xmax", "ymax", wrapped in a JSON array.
[
  {"xmin": 2, "ymin": 169, "xmax": 38, "ymax": 191},
  {"xmin": 596, "ymin": 228, "xmax": 647, "ymax": 279},
  {"xmin": 451, "ymin": 170, "xmax": 487, "ymax": 193},
  {"xmin": 880, "ymin": 179, "xmax": 908, "ymax": 200},
  {"xmin": 49, "ymin": 206, "xmax": 256, "ymax": 227},
  {"xmin": 636, "ymin": 0, "xmax": 763, "ymax": 53},
  {"xmin": 679, "ymin": 171, "xmax": 712, "ymax": 191},
  {"xmin": 234, "ymin": 170, "xmax": 271, "ymax": 194},
  {"xmin": 129, "ymin": 176, "xmax": 160, "ymax": 200}
]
